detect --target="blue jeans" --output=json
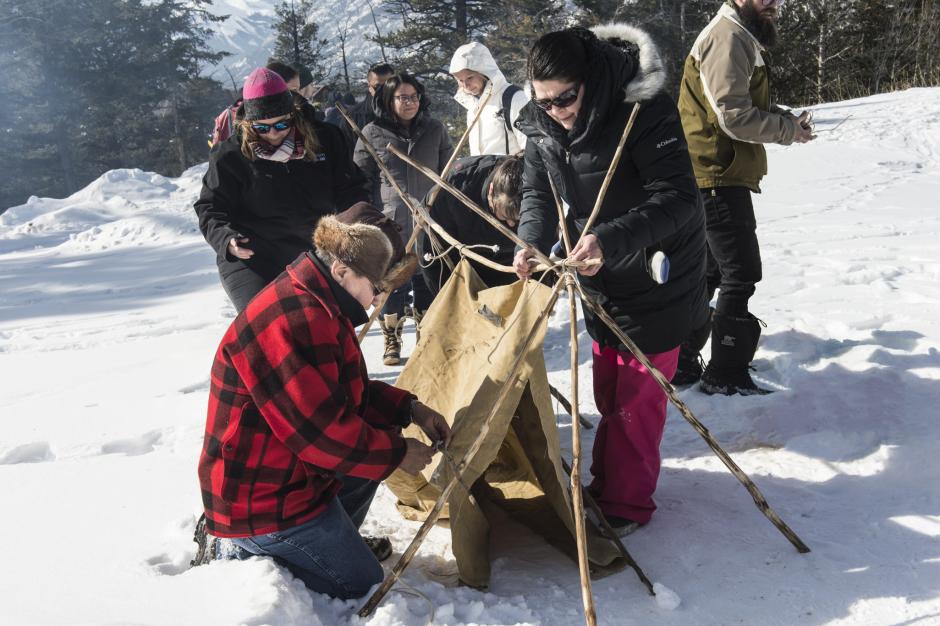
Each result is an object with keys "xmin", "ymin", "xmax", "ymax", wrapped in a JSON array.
[
  {"xmin": 381, "ymin": 276, "xmax": 433, "ymax": 317},
  {"xmin": 227, "ymin": 477, "xmax": 384, "ymax": 599}
]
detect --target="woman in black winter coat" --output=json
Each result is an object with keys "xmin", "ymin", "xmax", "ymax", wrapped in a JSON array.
[
  {"xmin": 513, "ymin": 26, "xmax": 709, "ymax": 534},
  {"xmin": 354, "ymin": 73, "xmax": 451, "ymax": 366},
  {"xmin": 195, "ymin": 67, "xmax": 370, "ymax": 312}
]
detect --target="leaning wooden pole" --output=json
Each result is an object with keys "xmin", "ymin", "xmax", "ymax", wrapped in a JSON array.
[
  {"xmin": 335, "ymin": 103, "xmax": 439, "ymax": 342},
  {"xmin": 575, "ymin": 103, "xmax": 641, "ymax": 244},
  {"xmin": 575, "ymin": 283, "xmax": 811, "ymax": 554},
  {"xmin": 566, "ymin": 273, "xmax": 596, "ymax": 626},
  {"xmin": 560, "ymin": 457, "xmax": 655, "ymax": 596},
  {"xmin": 356, "ymin": 224, "xmax": 421, "ymax": 342},
  {"xmin": 548, "ymin": 384, "xmax": 593, "ymax": 430},
  {"xmin": 335, "ymin": 102, "xmax": 450, "ymax": 269},
  {"xmin": 385, "ymin": 144, "xmax": 555, "ymax": 270},
  {"xmin": 550, "ymin": 174, "xmax": 596, "ymax": 624},
  {"xmin": 394, "ymin": 114, "xmax": 810, "ymax": 553},
  {"xmin": 358, "ymin": 281, "xmax": 564, "ymax": 618},
  {"xmin": 425, "ymin": 86, "xmax": 494, "ymax": 208}
]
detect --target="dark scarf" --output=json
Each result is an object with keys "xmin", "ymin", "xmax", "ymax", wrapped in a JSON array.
[
  {"xmin": 735, "ymin": 1, "xmax": 778, "ymax": 48},
  {"xmin": 309, "ymin": 252, "xmax": 369, "ymax": 327}
]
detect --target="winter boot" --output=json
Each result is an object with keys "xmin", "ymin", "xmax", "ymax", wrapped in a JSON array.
[
  {"xmin": 362, "ymin": 535, "xmax": 392, "ymax": 562},
  {"xmin": 190, "ymin": 514, "xmax": 219, "ymax": 567},
  {"xmin": 672, "ymin": 344, "xmax": 705, "ymax": 386},
  {"xmin": 406, "ymin": 306, "xmax": 426, "ymax": 343},
  {"xmin": 699, "ymin": 313, "xmax": 772, "ymax": 396},
  {"xmin": 671, "ymin": 312, "xmax": 711, "ymax": 386},
  {"xmin": 381, "ymin": 314, "xmax": 402, "ymax": 366}
]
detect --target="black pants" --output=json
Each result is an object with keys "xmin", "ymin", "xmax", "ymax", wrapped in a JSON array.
[
  {"xmin": 220, "ymin": 264, "xmax": 271, "ymax": 313},
  {"xmin": 702, "ymin": 186, "xmax": 762, "ymax": 317}
]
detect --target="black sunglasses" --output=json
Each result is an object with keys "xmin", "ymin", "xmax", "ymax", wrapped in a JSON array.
[
  {"xmin": 250, "ymin": 118, "xmax": 293, "ymax": 134},
  {"xmin": 531, "ymin": 84, "xmax": 581, "ymax": 111}
]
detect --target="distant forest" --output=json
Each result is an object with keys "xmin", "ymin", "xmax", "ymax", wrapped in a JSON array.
[{"xmin": 2, "ymin": 0, "xmax": 937, "ymax": 211}]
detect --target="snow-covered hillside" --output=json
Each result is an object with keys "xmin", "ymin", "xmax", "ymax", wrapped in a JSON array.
[
  {"xmin": 1, "ymin": 88, "xmax": 940, "ymax": 625},
  {"xmin": 205, "ymin": 0, "xmax": 398, "ymax": 86}
]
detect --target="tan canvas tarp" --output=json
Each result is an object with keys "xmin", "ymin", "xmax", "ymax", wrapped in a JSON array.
[{"xmin": 385, "ymin": 260, "xmax": 624, "ymax": 588}]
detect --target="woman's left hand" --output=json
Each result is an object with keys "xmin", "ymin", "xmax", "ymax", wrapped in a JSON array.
[
  {"xmin": 411, "ymin": 401, "xmax": 452, "ymax": 449},
  {"xmin": 569, "ymin": 233, "xmax": 604, "ymax": 276}
]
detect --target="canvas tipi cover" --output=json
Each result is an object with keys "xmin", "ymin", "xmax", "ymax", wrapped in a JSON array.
[{"xmin": 385, "ymin": 261, "xmax": 624, "ymax": 588}]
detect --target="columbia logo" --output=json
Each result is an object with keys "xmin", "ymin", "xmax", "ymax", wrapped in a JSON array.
[
  {"xmin": 656, "ymin": 137, "xmax": 678, "ymax": 149},
  {"xmin": 720, "ymin": 335, "xmax": 736, "ymax": 347}
]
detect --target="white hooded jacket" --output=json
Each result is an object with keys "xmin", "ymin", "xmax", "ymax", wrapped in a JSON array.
[{"xmin": 449, "ymin": 42, "xmax": 528, "ymax": 156}]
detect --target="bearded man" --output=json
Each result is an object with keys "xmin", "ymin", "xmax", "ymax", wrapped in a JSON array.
[{"xmin": 677, "ymin": 0, "xmax": 815, "ymax": 395}]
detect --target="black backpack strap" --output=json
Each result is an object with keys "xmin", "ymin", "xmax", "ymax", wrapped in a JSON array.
[
  {"xmin": 499, "ymin": 85, "xmax": 522, "ymax": 132},
  {"xmin": 498, "ymin": 84, "xmax": 522, "ymax": 152}
]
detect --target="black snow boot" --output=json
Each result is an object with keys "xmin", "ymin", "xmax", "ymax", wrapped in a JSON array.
[
  {"xmin": 699, "ymin": 313, "xmax": 772, "ymax": 396},
  {"xmin": 671, "ymin": 314, "xmax": 712, "ymax": 387}
]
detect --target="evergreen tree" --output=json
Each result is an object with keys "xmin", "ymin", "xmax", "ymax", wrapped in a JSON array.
[
  {"xmin": 619, "ymin": 0, "xmax": 714, "ymax": 97},
  {"xmin": 271, "ymin": 0, "xmax": 329, "ymax": 83},
  {"xmin": 0, "ymin": 0, "xmax": 229, "ymax": 210},
  {"xmin": 481, "ymin": 0, "xmax": 566, "ymax": 85}
]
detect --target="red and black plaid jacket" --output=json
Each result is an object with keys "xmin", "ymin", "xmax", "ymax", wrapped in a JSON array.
[{"xmin": 198, "ymin": 253, "xmax": 412, "ymax": 538}]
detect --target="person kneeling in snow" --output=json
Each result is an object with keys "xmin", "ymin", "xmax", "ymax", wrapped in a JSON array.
[{"xmin": 197, "ymin": 214, "xmax": 450, "ymax": 599}]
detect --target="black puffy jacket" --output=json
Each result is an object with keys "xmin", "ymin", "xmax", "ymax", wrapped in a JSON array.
[
  {"xmin": 515, "ymin": 24, "xmax": 709, "ymax": 354},
  {"xmin": 194, "ymin": 108, "xmax": 369, "ymax": 283},
  {"xmin": 418, "ymin": 155, "xmax": 518, "ymax": 294}
]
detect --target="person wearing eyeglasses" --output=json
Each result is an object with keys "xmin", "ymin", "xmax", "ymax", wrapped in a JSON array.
[
  {"xmin": 512, "ymin": 26, "xmax": 709, "ymax": 536},
  {"xmin": 354, "ymin": 72, "xmax": 452, "ymax": 366},
  {"xmin": 198, "ymin": 213, "xmax": 450, "ymax": 600},
  {"xmin": 676, "ymin": 0, "xmax": 815, "ymax": 396},
  {"xmin": 195, "ymin": 67, "xmax": 371, "ymax": 313}
]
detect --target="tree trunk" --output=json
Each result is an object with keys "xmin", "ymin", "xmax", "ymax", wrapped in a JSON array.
[
  {"xmin": 291, "ymin": 0, "xmax": 301, "ymax": 67},
  {"xmin": 817, "ymin": 25, "xmax": 824, "ymax": 104},
  {"xmin": 455, "ymin": 0, "xmax": 467, "ymax": 39},
  {"xmin": 172, "ymin": 92, "xmax": 187, "ymax": 174},
  {"xmin": 53, "ymin": 120, "xmax": 75, "ymax": 194}
]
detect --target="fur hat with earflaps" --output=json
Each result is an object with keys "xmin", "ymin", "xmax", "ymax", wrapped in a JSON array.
[
  {"xmin": 335, "ymin": 202, "xmax": 418, "ymax": 292},
  {"xmin": 313, "ymin": 215, "xmax": 394, "ymax": 287}
]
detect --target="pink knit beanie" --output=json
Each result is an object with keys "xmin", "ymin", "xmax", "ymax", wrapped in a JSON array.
[{"xmin": 242, "ymin": 67, "xmax": 293, "ymax": 120}]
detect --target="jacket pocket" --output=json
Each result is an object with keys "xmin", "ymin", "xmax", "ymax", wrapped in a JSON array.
[{"xmin": 219, "ymin": 398, "xmax": 251, "ymax": 503}]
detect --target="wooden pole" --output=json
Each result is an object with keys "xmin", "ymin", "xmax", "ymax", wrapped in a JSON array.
[
  {"xmin": 550, "ymin": 169, "xmax": 596, "ymax": 625},
  {"xmin": 548, "ymin": 384, "xmax": 593, "ymax": 430},
  {"xmin": 358, "ymin": 280, "xmax": 564, "ymax": 617},
  {"xmin": 574, "ymin": 103, "xmax": 641, "ymax": 246},
  {"xmin": 574, "ymin": 282, "xmax": 811, "ymax": 554},
  {"xmin": 560, "ymin": 457, "xmax": 655, "ymax": 596},
  {"xmin": 334, "ymin": 102, "xmax": 452, "ymax": 269},
  {"xmin": 356, "ymin": 224, "xmax": 421, "ymax": 343},
  {"xmin": 566, "ymin": 273, "xmax": 596, "ymax": 626},
  {"xmin": 426, "ymin": 86, "xmax": 494, "ymax": 208},
  {"xmin": 385, "ymin": 143, "xmax": 555, "ymax": 270}
]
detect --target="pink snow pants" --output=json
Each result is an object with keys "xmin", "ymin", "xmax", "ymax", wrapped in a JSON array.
[{"xmin": 589, "ymin": 342, "xmax": 679, "ymax": 525}]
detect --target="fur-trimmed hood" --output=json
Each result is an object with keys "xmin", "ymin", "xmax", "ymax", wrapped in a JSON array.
[
  {"xmin": 590, "ymin": 23, "xmax": 666, "ymax": 103},
  {"xmin": 515, "ymin": 23, "xmax": 666, "ymax": 150}
]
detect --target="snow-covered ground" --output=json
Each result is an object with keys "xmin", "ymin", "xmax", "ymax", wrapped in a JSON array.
[{"xmin": 2, "ymin": 88, "xmax": 939, "ymax": 625}]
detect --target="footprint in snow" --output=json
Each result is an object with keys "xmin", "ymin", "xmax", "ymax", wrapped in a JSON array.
[
  {"xmin": 0, "ymin": 441, "xmax": 56, "ymax": 465},
  {"xmin": 100, "ymin": 430, "xmax": 163, "ymax": 456},
  {"xmin": 178, "ymin": 378, "xmax": 209, "ymax": 394},
  {"xmin": 145, "ymin": 552, "xmax": 189, "ymax": 576}
]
